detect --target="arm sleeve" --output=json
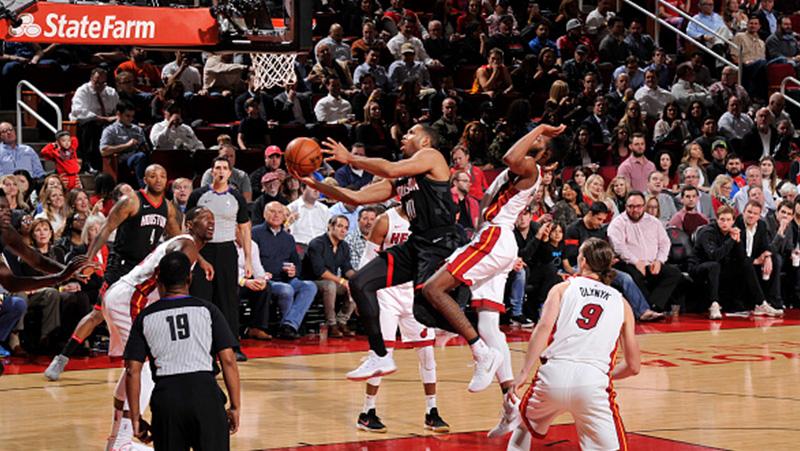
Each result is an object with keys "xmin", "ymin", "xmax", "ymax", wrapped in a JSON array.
[
  {"xmin": 123, "ymin": 314, "xmax": 148, "ymax": 362},
  {"xmin": 233, "ymin": 190, "xmax": 249, "ymax": 224},
  {"xmin": 186, "ymin": 188, "xmax": 203, "ymax": 210},
  {"xmin": 209, "ymin": 303, "xmax": 238, "ymax": 354},
  {"xmin": 306, "ymin": 240, "xmax": 328, "ymax": 279}
]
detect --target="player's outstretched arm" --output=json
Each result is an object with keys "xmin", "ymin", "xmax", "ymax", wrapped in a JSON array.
[
  {"xmin": 218, "ymin": 347, "xmax": 241, "ymax": 434},
  {"xmin": 502, "ymin": 124, "xmax": 566, "ymax": 178},
  {"xmin": 299, "ymin": 176, "xmax": 395, "ymax": 206},
  {"xmin": 2, "ymin": 225, "xmax": 65, "ymax": 273},
  {"xmin": 322, "ymin": 138, "xmax": 444, "ymax": 179},
  {"xmin": 513, "ymin": 282, "xmax": 567, "ymax": 391},
  {"xmin": 0, "ymin": 255, "xmax": 88, "ymax": 293},
  {"xmin": 86, "ymin": 193, "xmax": 137, "ymax": 259},
  {"xmin": 610, "ymin": 301, "xmax": 641, "ymax": 380}
]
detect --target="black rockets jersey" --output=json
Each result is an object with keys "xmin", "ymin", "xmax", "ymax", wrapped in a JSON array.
[
  {"xmin": 395, "ymin": 174, "xmax": 457, "ymax": 235},
  {"xmin": 113, "ymin": 190, "xmax": 169, "ymax": 263}
]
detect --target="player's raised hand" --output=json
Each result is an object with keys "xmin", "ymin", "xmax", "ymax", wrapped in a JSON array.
[
  {"xmin": 321, "ymin": 138, "xmax": 353, "ymax": 164},
  {"xmin": 61, "ymin": 255, "xmax": 90, "ymax": 279},
  {"xmin": 535, "ymin": 123, "xmax": 567, "ymax": 138}
]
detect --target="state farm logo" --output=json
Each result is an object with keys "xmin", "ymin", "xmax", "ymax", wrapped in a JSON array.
[
  {"xmin": 9, "ymin": 13, "xmax": 155, "ymax": 40},
  {"xmin": 9, "ymin": 14, "xmax": 41, "ymax": 38}
]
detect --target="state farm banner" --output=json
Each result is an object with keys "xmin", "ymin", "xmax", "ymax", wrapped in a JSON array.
[{"xmin": 0, "ymin": 3, "xmax": 219, "ymax": 46}]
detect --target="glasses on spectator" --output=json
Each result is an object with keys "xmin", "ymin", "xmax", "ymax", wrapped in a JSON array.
[
  {"xmin": 626, "ymin": 203, "xmax": 644, "ymax": 209},
  {"xmin": 0, "ymin": 128, "xmax": 14, "ymax": 134}
]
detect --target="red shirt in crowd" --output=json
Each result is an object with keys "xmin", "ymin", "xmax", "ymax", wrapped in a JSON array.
[
  {"xmin": 115, "ymin": 61, "xmax": 161, "ymax": 92},
  {"xmin": 40, "ymin": 136, "xmax": 80, "ymax": 190}
]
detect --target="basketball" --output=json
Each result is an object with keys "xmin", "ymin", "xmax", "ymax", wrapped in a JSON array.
[{"xmin": 285, "ymin": 137, "xmax": 323, "ymax": 177}]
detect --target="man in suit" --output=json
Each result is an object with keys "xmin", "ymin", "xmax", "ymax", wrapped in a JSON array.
[
  {"xmin": 735, "ymin": 200, "xmax": 784, "ymax": 314},
  {"xmin": 235, "ymin": 72, "xmax": 274, "ymax": 121},
  {"xmin": 273, "ymin": 80, "xmax": 314, "ymax": 125},
  {"xmin": 742, "ymin": 107, "xmax": 779, "ymax": 161},
  {"xmin": 581, "ymin": 97, "xmax": 616, "ymax": 145}
]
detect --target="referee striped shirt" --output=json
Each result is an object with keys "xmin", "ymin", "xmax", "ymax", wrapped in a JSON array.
[{"xmin": 124, "ymin": 295, "xmax": 237, "ymax": 379}]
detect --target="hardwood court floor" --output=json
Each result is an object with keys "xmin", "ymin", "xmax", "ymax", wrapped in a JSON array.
[{"xmin": 2, "ymin": 313, "xmax": 800, "ymax": 450}]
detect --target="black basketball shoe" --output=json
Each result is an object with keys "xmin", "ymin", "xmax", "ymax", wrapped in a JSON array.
[
  {"xmin": 424, "ymin": 407, "xmax": 450, "ymax": 433},
  {"xmin": 357, "ymin": 409, "xmax": 387, "ymax": 433}
]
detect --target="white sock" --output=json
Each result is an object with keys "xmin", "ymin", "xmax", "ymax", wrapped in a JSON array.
[
  {"xmin": 112, "ymin": 417, "xmax": 133, "ymax": 447},
  {"xmin": 470, "ymin": 338, "xmax": 489, "ymax": 358},
  {"xmin": 425, "ymin": 395, "xmax": 437, "ymax": 413},
  {"xmin": 363, "ymin": 394, "xmax": 377, "ymax": 413}
]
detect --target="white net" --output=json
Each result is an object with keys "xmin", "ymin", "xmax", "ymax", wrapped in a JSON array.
[{"xmin": 250, "ymin": 52, "xmax": 298, "ymax": 90}]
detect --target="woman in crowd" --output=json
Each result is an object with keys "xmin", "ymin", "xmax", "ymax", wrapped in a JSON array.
[
  {"xmin": 618, "ymin": 99, "xmax": 647, "ymax": 137},
  {"xmin": 13, "ymin": 169, "xmax": 34, "ymax": 207},
  {"xmin": 606, "ymin": 176, "xmax": 631, "ymax": 214},
  {"xmin": 654, "ymin": 101, "xmax": 691, "ymax": 145},
  {"xmin": 529, "ymin": 185, "xmax": 550, "ymax": 221},
  {"xmin": 760, "ymin": 156, "xmax": 782, "ymax": 203},
  {"xmin": 66, "ymin": 214, "xmax": 108, "ymax": 313},
  {"xmin": 551, "ymin": 180, "xmax": 588, "ymax": 225},
  {"xmin": 35, "ymin": 186, "xmax": 68, "ymax": 239},
  {"xmin": 646, "ymin": 195, "xmax": 664, "ymax": 224},
  {"xmin": 532, "ymin": 48, "xmax": 562, "ymax": 101},
  {"xmin": 571, "ymin": 165, "xmax": 592, "ymax": 187},
  {"xmin": 390, "ymin": 103, "xmax": 414, "ymax": 151},
  {"xmin": 540, "ymin": 169, "xmax": 557, "ymax": 209},
  {"xmin": 354, "ymin": 101, "xmax": 393, "ymax": 160},
  {"xmin": 545, "ymin": 80, "xmax": 580, "ymax": 126},
  {"xmin": 583, "ymin": 174, "xmax": 617, "ymax": 221},
  {"xmin": 36, "ymin": 174, "xmax": 65, "ymax": 214},
  {"xmin": 451, "ymin": 145, "xmax": 488, "ymax": 201},
  {"xmin": 609, "ymin": 126, "xmax": 630, "ymax": 165},
  {"xmin": 710, "ymin": 174, "xmax": 736, "ymax": 215},
  {"xmin": 685, "ymin": 101, "xmax": 708, "ymax": 139},
  {"xmin": 567, "ymin": 125, "xmax": 595, "ymax": 167},
  {"xmin": 67, "ymin": 189, "xmax": 93, "ymax": 218},
  {"xmin": 459, "ymin": 121, "xmax": 490, "ymax": 167},
  {"xmin": 658, "ymin": 150, "xmax": 680, "ymax": 191},
  {"xmin": 1, "ymin": 174, "xmax": 30, "ymax": 212},
  {"xmin": 89, "ymin": 173, "xmax": 118, "ymax": 216},
  {"xmin": 678, "ymin": 142, "xmax": 710, "ymax": 188},
  {"xmin": 281, "ymin": 176, "xmax": 301, "ymax": 204},
  {"xmin": 722, "ymin": 0, "xmax": 748, "ymax": 33},
  {"xmin": 55, "ymin": 212, "xmax": 87, "ymax": 260}
]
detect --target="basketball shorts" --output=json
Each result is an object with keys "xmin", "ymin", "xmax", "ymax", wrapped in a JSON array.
[
  {"xmin": 445, "ymin": 225, "xmax": 517, "ymax": 313},
  {"xmin": 519, "ymin": 360, "xmax": 627, "ymax": 451},
  {"xmin": 383, "ymin": 226, "xmax": 471, "ymax": 331},
  {"xmin": 102, "ymin": 279, "xmax": 159, "ymax": 357},
  {"xmin": 98, "ymin": 256, "xmax": 137, "ymax": 308},
  {"xmin": 378, "ymin": 282, "xmax": 435, "ymax": 347}
]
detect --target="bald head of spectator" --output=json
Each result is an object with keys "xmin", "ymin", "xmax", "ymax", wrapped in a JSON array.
[
  {"xmin": 316, "ymin": 44, "xmax": 333, "ymax": 66},
  {"xmin": 263, "ymin": 200, "xmax": 288, "ymax": 229},
  {"xmin": 428, "ymin": 20, "xmax": 443, "ymax": 39},
  {"xmin": 329, "ymin": 23, "xmax": 344, "ymax": 43}
]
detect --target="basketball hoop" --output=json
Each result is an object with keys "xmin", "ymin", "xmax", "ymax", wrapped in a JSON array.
[{"xmin": 250, "ymin": 52, "xmax": 298, "ymax": 90}]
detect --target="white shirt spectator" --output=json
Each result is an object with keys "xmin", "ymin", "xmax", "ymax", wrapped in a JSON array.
[
  {"xmin": 314, "ymin": 36, "xmax": 352, "ymax": 63},
  {"xmin": 586, "ymin": 8, "xmax": 615, "ymax": 31},
  {"xmin": 634, "ymin": 85, "xmax": 675, "ymax": 118},
  {"xmin": 287, "ymin": 197, "xmax": 331, "ymax": 245},
  {"xmin": 237, "ymin": 240, "xmax": 266, "ymax": 280},
  {"xmin": 718, "ymin": 111, "xmax": 755, "ymax": 140},
  {"xmin": 161, "ymin": 62, "xmax": 202, "ymax": 93},
  {"xmin": 314, "ymin": 94, "xmax": 352, "ymax": 124},
  {"xmin": 69, "ymin": 81, "xmax": 119, "ymax": 122},
  {"xmin": 671, "ymin": 79, "xmax": 712, "ymax": 110},
  {"xmin": 387, "ymin": 33, "xmax": 432, "ymax": 64},
  {"xmin": 149, "ymin": 119, "xmax": 204, "ymax": 150}
]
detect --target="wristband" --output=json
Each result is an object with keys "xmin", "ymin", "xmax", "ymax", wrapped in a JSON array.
[
  {"xmin": 239, "ymin": 278, "xmax": 246, "ymax": 287},
  {"xmin": 339, "ymin": 277, "xmax": 347, "ymax": 286}
]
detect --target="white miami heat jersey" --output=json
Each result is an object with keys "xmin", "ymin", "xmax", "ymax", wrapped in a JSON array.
[
  {"xmin": 481, "ymin": 167, "xmax": 541, "ymax": 228},
  {"xmin": 382, "ymin": 207, "xmax": 411, "ymax": 250},
  {"xmin": 121, "ymin": 234, "xmax": 195, "ymax": 287},
  {"xmin": 542, "ymin": 276, "xmax": 625, "ymax": 374}
]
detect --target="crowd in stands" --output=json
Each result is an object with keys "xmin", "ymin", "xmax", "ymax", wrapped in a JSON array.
[{"xmin": 2, "ymin": 0, "xmax": 800, "ymax": 359}]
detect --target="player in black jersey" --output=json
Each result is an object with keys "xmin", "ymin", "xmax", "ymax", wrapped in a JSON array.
[
  {"xmin": 44, "ymin": 164, "xmax": 214, "ymax": 381},
  {"xmin": 294, "ymin": 124, "xmax": 484, "ymax": 383}
]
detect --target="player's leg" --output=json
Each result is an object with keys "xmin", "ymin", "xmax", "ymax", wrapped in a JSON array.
[
  {"xmin": 348, "ymin": 256, "xmax": 390, "ymax": 354},
  {"xmin": 572, "ymin": 379, "xmax": 628, "ymax": 451},
  {"xmin": 348, "ymin": 283, "xmax": 400, "ymax": 381},
  {"xmin": 45, "ymin": 307, "xmax": 105, "ymax": 381},
  {"xmin": 357, "ymin": 288, "xmax": 399, "ymax": 432}
]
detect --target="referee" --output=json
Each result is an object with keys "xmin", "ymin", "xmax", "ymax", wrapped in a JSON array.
[
  {"xmin": 187, "ymin": 156, "xmax": 253, "ymax": 361},
  {"xmin": 124, "ymin": 251, "xmax": 241, "ymax": 450}
]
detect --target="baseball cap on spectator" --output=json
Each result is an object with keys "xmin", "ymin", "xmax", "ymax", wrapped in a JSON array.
[
  {"xmin": 712, "ymin": 140, "xmax": 727, "ymax": 150},
  {"xmin": 401, "ymin": 43, "xmax": 416, "ymax": 54},
  {"xmin": 265, "ymin": 145, "xmax": 283, "ymax": 157},
  {"xmin": 261, "ymin": 172, "xmax": 280, "ymax": 184},
  {"xmin": 566, "ymin": 19, "xmax": 582, "ymax": 32},
  {"xmin": 576, "ymin": 45, "xmax": 589, "ymax": 55}
]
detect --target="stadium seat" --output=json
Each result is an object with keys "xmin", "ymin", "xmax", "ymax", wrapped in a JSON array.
[{"xmin": 767, "ymin": 63, "xmax": 795, "ymax": 94}]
